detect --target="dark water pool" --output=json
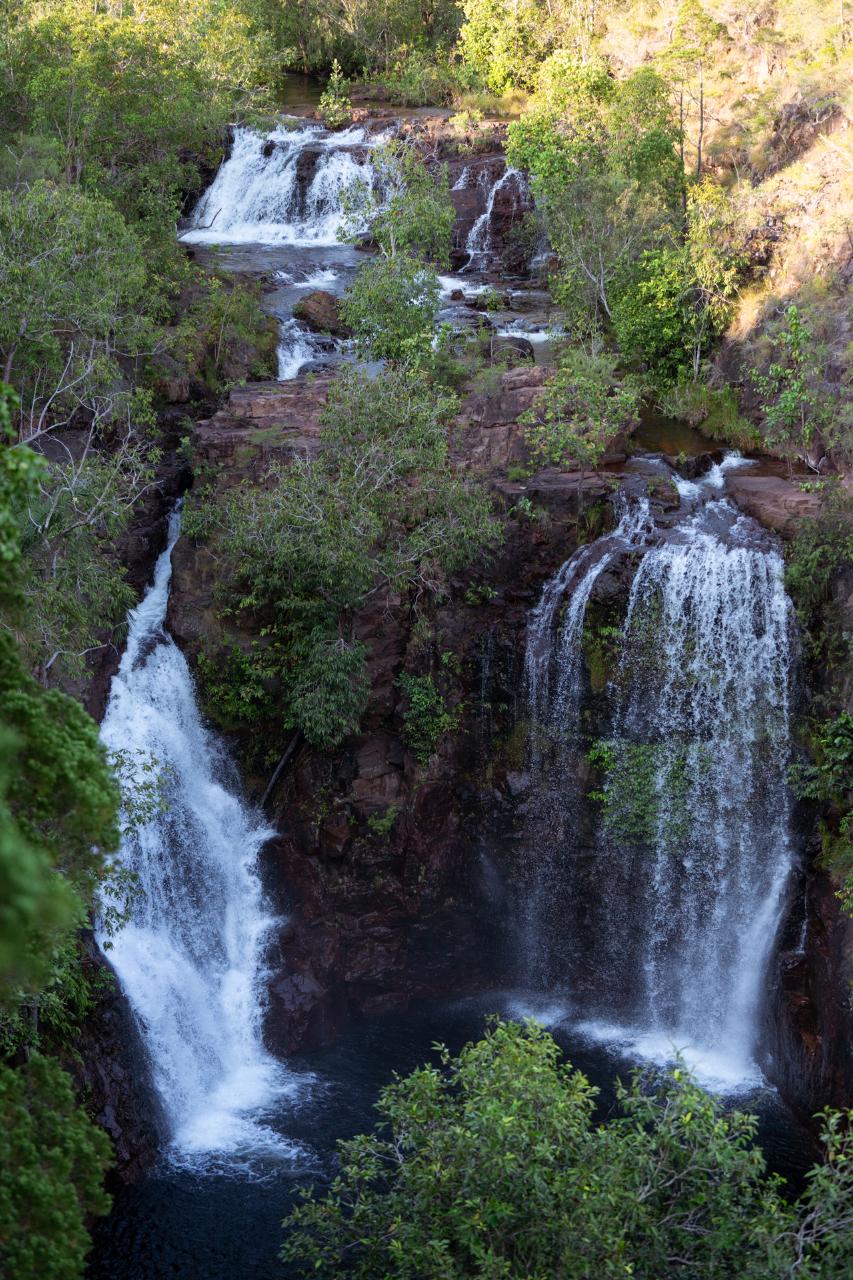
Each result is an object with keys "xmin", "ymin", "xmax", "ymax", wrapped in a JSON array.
[{"xmin": 88, "ymin": 992, "xmax": 817, "ymax": 1280}]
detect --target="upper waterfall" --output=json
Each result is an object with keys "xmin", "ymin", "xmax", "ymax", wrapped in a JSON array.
[
  {"xmin": 181, "ymin": 123, "xmax": 380, "ymax": 246},
  {"xmin": 522, "ymin": 458, "xmax": 798, "ymax": 1089},
  {"xmin": 98, "ymin": 508, "xmax": 302, "ymax": 1167}
]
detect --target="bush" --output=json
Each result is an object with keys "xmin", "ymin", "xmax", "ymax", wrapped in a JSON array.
[
  {"xmin": 184, "ymin": 365, "xmax": 499, "ymax": 754},
  {"xmin": 281, "ymin": 1018, "xmax": 853, "ymax": 1279},
  {"xmin": 317, "ymin": 59, "xmax": 351, "ymax": 129},
  {"xmin": 657, "ymin": 381, "xmax": 760, "ymax": 450},
  {"xmin": 397, "ymin": 672, "xmax": 459, "ymax": 764},
  {"xmin": 0, "ymin": 1053, "xmax": 112, "ymax": 1280},
  {"xmin": 523, "ymin": 347, "xmax": 641, "ymax": 474},
  {"xmin": 784, "ymin": 481, "xmax": 853, "ymax": 666}
]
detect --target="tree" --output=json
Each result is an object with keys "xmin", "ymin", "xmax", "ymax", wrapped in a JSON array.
[
  {"xmin": 340, "ymin": 140, "xmax": 454, "ymax": 363},
  {"xmin": 752, "ymin": 305, "xmax": 834, "ymax": 471},
  {"xmin": 282, "ymin": 1019, "xmax": 853, "ymax": 1278},
  {"xmin": 0, "ymin": 630, "xmax": 120, "ymax": 1002},
  {"xmin": 611, "ymin": 247, "xmax": 702, "ymax": 385},
  {"xmin": 317, "ymin": 58, "xmax": 351, "ymax": 128},
  {"xmin": 665, "ymin": 0, "xmax": 726, "ymax": 180},
  {"xmin": 341, "ymin": 255, "xmax": 443, "ymax": 363},
  {"xmin": 523, "ymin": 348, "xmax": 641, "ymax": 487},
  {"xmin": 506, "ymin": 63, "xmax": 683, "ymax": 327},
  {"xmin": 0, "ymin": 1053, "xmax": 111, "ymax": 1280},
  {"xmin": 185, "ymin": 364, "xmax": 500, "ymax": 752}
]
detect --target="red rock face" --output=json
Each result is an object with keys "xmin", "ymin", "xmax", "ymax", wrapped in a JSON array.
[
  {"xmin": 766, "ymin": 864, "xmax": 853, "ymax": 1113},
  {"xmin": 157, "ymin": 369, "xmax": 615, "ymax": 1055}
]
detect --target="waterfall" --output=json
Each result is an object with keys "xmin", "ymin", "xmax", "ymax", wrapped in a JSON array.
[
  {"xmin": 464, "ymin": 167, "xmax": 526, "ymax": 270},
  {"xmin": 181, "ymin": 123, "xmax": 379, "ymax": 247},
  {"xmin": 523, "ymin": 463, "xmax": 797, "ymax": 1088},
  {"xmin": 98, "ymin": 508, "xmax": 300, "ymax": 1167}
]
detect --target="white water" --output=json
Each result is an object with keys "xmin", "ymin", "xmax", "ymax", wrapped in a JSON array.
[
  {"xmin": 182, "ymin": 124, "xmax": 378, "ymax": 246},
  {"xmin": 464, "ymin": 167, "xmax": 526, "ymax": 269},
  {"xmin": 98, "ymin": 509, "xmax": 302, "ymax": 1166},
  {"xmin": 524, "ymin": 497, "xmax": 652, "ymax": 729},
  {"xmin": 523, "ymin": 459, "xmax": 797, "ymax": 1090},
  {"xmin": 277, "ymin": 318, "xmax": 322, "ymax": 380}
]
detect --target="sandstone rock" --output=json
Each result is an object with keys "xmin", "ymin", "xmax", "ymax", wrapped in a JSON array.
[
  {"xmin": 725, "ymin": 473, "xmax": 821, "ymax": 535},
  {"xmin": 293, "ymin": 289, "xmax": 351, "ymax": 336}
]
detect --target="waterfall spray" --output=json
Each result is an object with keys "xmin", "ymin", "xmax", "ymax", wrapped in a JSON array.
[
  {"xmin": 98, "ymin": 508, "xmax": 302, "ymax": 1167},
  {"xmin": 522, "ymin": 463, "xmax": 797, "ymax": 1088}
]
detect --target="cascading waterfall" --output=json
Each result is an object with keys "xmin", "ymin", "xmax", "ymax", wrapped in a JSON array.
[
  {"xmin": 464, "ymin": 167, "xmax": 526, "ymax": 269},
  {"xmin": 98, "ymin": 508, "xmax": 300, "ymax": 1166},
  {"xmin": 181, "ymin": 123, "xmax": 378, "ymax": 247},
  {"xmin": 181, "ymin": 122, "xmax": 383, "ymax": 382},
  {"xmin": 523, "ymin": 461, "xmax": 798, "ymax": 1088}
]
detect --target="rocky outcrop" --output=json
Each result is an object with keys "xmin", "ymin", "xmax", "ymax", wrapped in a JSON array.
[
  {"xmin": 165, "ymin": 371, "xmax": 629, "ymax": 1055},
  {"xmin": 766, "ymin": 861, "xmax": 853, "ymax": 1114},
  {"xmin": 293, "ymin": 289, "xmax": 351, "ymax": 336},
  {"xmin": 73, "ymin": 942, "xmax": 164, "ymax": 1183},
  {"xmin": 726, "ymin": 472, "xmax": 821, "ymax": 536}
]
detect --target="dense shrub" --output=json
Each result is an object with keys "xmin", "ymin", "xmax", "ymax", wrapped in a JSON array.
[{"xmin": 282, "ymin": 1019, "xmax": 853, "ymax": 1279}]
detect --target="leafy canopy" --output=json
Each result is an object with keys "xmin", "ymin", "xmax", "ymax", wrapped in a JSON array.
[
  {"xmin": 282, "ymin": 1019, "xmax": 853, "ymax": 1279},
  {"xmin": 0, "ymin": 1053, "xmax": 111, "ymax": 1280},
  {"xmin": 185, "ymin": 364, "xmax": 500, "ymax": 751}
]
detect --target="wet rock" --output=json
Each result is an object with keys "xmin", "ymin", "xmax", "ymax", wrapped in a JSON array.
[
  {"xmin": 73, "ymin": 942, "xmax": 164, "ymax": 1183},
  {"xmin": 766, "ymin": 869, "xmax": 853, "ymax": 1113},
  {"xmin": 293, "ymin": 289, "xmax": 351, "ymax": 337}
]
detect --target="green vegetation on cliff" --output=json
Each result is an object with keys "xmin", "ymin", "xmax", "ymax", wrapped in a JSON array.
[{"xmin": 185, "ymin": 363, "xmax": 500, "ymax": 755}]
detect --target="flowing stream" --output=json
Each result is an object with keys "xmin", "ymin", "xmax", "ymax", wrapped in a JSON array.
[
  {"xmin": 522, "ymin": 459, "xmax": 798, "ymax": 1089},
  {"xmin": 97, "ymin": 508, "xmax": 301, "ymax": 1167}
]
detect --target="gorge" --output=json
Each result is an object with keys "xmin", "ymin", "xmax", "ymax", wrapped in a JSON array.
[
  {"xmin": 81, "ymin": 110, "xmax": 851, "ymax": 1278},
  {"xmin": 3, "ymin": 5, "xmax": 852, "ymax": 1276}
]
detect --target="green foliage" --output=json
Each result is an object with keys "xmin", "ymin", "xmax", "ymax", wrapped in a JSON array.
[
  {"xmin": 366, "ymin": 805, "xmax": 399, "ymax": 836},
  {"xmin": 752, "ymin": 305, "xmax": 834, "ymax": 465},
  {"xmin": 457, "ymin": 0, "xmax": 604, "ymax": 93},
  {"xmin": 507, "ymin": 63, "xmax": 683, "ymax": 327},
  {"xmin": 657, "ymin": 380, "xmax": 760, "ymax": 450},
  {"xmin": 397, "ymin": 671, "xmax": 459, "ymax": 764},
  {"xmin": 342, "ymin": 141, "xmax": 455, "ymax": 266},
  {"xmin": 611, "ymin": 248, "xmax": 702, "ymax": 386},
  {"xmin": 340, "ymin": 141, "xmax": 454, "ymax": 365},
  {"xmin": 523, "ymin": 347, "xmax": 641, "ymax": 472},
  {"xmin": 6, "ymin": 0, "xmax": 274, "ymax": 219},
  {"xmin": 0, "ymin": 180, "xmax": 151, "ymax": 425},
  {"xmin": 0, "ymin": 1053, "xmax": 111, "ymax": 1280},
  {"xmin": 0, "ymin": 383, "xmax": 45, "ymax": 607},
  {"xmin": 784, "ymin": 481, "xmax": 853, "ymax": 666},
  {"xmin": 172, "ymin": 272, "xmax": 276, "ymax": 389},
  {"xmin": 384, "ymin": 48, "xmax": 471, "ymax": 107},
  {"xmin": 317, "ymin": 58, "xmax": 351, "ymax": 129},
  {"xmin": 791, "ymin": 713, "xmax": 853, "ymax": 914},
  {"xmin": 341, "ymin": 255, "xmax": 443, "ymax": 364},
  {"xmin": 588, "ymin": 738, "xmax": 696, "ymax": 845},
  {"xmin": 281, "ymin": 1018, "xmax": 853, "ymax": 1279},
  {"xmin": 185, "ymin": 365, "xmax": 499, "ymax": 751},
  {"xmin": 0, "ymin": 631, "xmax": 120, "ymax": 999}
]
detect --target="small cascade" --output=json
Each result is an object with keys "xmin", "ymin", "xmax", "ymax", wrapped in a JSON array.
[
  {"xmin": 276, "ymin": 317, "xmax": 335, "ymax": 380},
  {"xmin": 98, "ymin": 508, "xmax": 301, "ymax": 1166},
  {"xmin": 464, "ymin": 167, "xmax": 527, "ymax": 270},
  {"xmin": 522, "ymin": 461, "xmax": 798, "ymax": 1088},
  {"xmin": 524, "ymin": 497, "xmax": 652, "ymax": 733},
  {"xmin": 182, "ymin": 123, "xmax": 379, "ymax": 247}
]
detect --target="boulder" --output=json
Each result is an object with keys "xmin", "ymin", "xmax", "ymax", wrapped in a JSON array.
[
  {"xmin": 488, "ymin": 334, "xmax": 536, "ymax": 365},
  {"xmin": 293, "ymin": 289, "xmax": 351, "ymax": 336}
]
